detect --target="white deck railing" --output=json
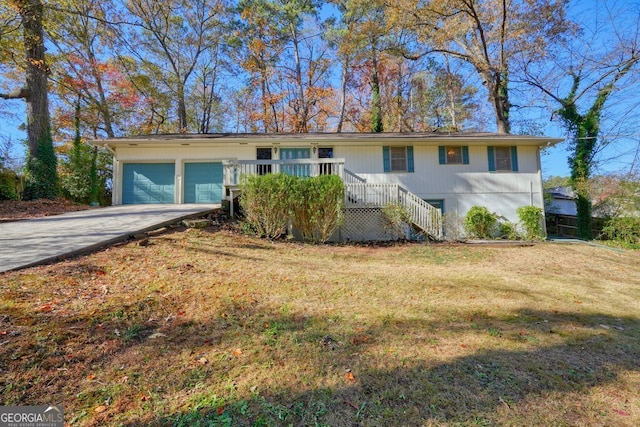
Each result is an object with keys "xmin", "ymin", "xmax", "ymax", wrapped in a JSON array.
[
  {"xmin": 345, "ymin": 183, "xmax": 442, "ymax": 239},
  {"xmin": 223, "ymin": 158, "xmax": 345, "ymax": 186}
]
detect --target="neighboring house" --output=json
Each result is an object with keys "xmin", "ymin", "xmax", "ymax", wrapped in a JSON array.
[
  {"xmin": 545, "ymin": 186, "xmax": 577, "ymax": 216},
  {"xmin": 92, "ymin": 132, "xmax": 561, "ymax": 240}
]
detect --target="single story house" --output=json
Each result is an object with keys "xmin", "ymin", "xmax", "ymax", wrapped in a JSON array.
[{"xmin": 92, "ymin": 132, "xmax": 562, "ymax": 240}]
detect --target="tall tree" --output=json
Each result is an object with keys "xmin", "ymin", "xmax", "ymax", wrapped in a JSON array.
[
  {"xmin": 331, "ymin": 0, "xmax": 396, "ymax": 133},
  {"xmin": 233, "ymin": 0, "xmax": 287, "ymax": 132},
  {"xmin": 47, "ymin": 0, "xmax": 144, "ymax": 139},
  {"xmin": 119, "ymin": 0, "xmax": 226, "ymax": 133},
  {"xmin": 390, "ymin": 0, "xmax": 573, "ymax": 134},
  {"xmin": 0, "ymin": 0, "xmax": 57, "ymax": 199}
]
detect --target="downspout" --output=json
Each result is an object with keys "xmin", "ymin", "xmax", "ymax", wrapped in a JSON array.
[{"xmin": 537, "ymin": 146, "xmax": 548, "ymax": 238}]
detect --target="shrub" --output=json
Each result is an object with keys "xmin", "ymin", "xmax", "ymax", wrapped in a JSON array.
[
  {"xmin": 305, "ymin": 175, "xmax": 344, "ymax": 243},
  {"xmin": 443, "ymin": 213, "xmax": 464, "ymax": 241},
  {"xmin": 464, "ymin": 206, "xmax": 497, "ymax": 239},
  {"xmin": 603, "ymin": 217, "xmax": 640, "ymax": 247},
  {"xmin": 382, "ymin": 202, "xmax": 412, "ymax": 240},
  {"xmin": 0, "ymin": 169, "xmax": 19, "ymax": 201},
  {"xmin": 498, "ymin": 221, "xmax": 519, "ymax": 240},
  {"xmin": 240, "ymin": 173, "xmax": 293, "ymax": 239},
  {"xmin": 240, "ymin": 174, "xmax": 344, "ymax": 243},
  {"xmin": 517, "ymin": 206, "xmax": 544, "ymax": 240}
]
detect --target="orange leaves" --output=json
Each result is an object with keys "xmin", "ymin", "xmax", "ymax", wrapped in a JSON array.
[
  {"xmin": 232, "ymin": 348, "xmax": 243, "ymax": 357},
  {"xmin": 94, "ymin": 405, "xmax": 107, "ymax": 414},
  {"xmin": 345, "ymin": 371, "xmax": 356, "ymax": 383},
  {"xmin": 37, "ymin": 301, "xmax": 56, "ymax": 312}
]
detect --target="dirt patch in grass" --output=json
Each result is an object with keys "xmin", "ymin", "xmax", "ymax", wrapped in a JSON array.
[
  {"xmin": 1, "ymin": 229, "xmax": 639, "ymax": 426},
  {"xmin": 0, "ymin": 198, "xmax": 92, "ymax": 221}
]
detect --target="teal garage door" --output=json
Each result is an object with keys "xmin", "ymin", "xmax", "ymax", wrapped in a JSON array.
[
  {"xmin": 122, "ymin": 163, "xmax": 175, "ymax": 204},
  {"xmin": 184, "ymin": 162, "xmax": 223, "ymax": 203}
]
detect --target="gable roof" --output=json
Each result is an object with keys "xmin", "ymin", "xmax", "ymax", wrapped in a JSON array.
[{"xmin": 92, "ymin": 132, "xmax": 563, "ymax": 149}]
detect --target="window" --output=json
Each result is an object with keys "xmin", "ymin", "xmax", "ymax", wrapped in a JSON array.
[
  {"xmin": 494, "ymin": 146, "xmax": 511, "ymax": 171},
  {"xmin": 257, "ymin": 147, "xmax": 272, "ymax": 175},
  {"xmin": 438, "ymin": 146, "xmax": 469, "ymax": 165},
  {"xmin": 318, "ymin": 147, "xmax": 333, "ymax": 158},
  {"xmin": 391, "ymin": 147, "xmax": 407, "ymax": 171},
  {"xmin": 383, "ymin": 146, "xmax": 414, "ymax": 172},
  {"xmin": 488, "ymin": 146, "xmax": 519, "ymax": 172}
]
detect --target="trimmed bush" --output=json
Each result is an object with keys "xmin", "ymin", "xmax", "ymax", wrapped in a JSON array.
[
  {"xmin": 517, "ymin": 206, "xmax": 544, "ymax": 240},
  {"xmin": 240, "ymin": 174, "xmax": 344, "ymax": 243},
  {"xmin": 240, "ymin": 173, "xmax": 293, "ymax": 239},
  {"xmin": 464, "ymin": 206, "xmax": 497, "ymax": 239},
  {"xmin": 291, "ymin": 175, "xmax": 344, "ymax": 243}
]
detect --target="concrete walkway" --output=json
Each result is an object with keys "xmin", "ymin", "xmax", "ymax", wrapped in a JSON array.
[{"xmin": 0, "ymin": 204, "xmax": 219, "ymax": 273}]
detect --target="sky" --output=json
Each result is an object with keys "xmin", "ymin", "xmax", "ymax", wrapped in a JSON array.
[{"xmin": 1, "ymin": 0, "xmax": 638, "ymax": 180}]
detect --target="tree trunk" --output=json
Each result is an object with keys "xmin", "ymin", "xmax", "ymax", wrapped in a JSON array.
[
  {"xmin": 291, "ymin": 25, "xmax": 308, "ymax": 132},
  {"xmin": 177, "ymin": 82, "xmax": 188, "ymax": 132},
  {"xmin": 486, "ymin": 70, "xmax": 510, "ymax": 134},
  {"xmin": 337, "ymin": 56, "xmax": 349, "ymax": 133},
  {"xmin": 13, "ymin": 0, "xmax": 58, "ymax": 199},
  {"xmin": 371, "ymin": 53, "xmax": 383, "ymax": 133}
]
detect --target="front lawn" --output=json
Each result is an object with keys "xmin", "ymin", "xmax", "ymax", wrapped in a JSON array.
[{"xmin": 1, "ymin": 228, "xmax": 639, "ymax": 426}]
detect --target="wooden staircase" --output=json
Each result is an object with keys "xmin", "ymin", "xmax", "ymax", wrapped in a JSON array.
[{"xmin": 343, "ymin": 169, "xmax": 443, "ymax": 240}]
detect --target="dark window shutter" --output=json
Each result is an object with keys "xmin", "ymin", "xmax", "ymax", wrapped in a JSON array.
[
  {"xmin": 488, "ymin": 146, "xmax": 496, "ymax": 171},
  {"xmin": 511, "ymin": 146, "xmax": 519, "ymax": 172},
  {"xmin": 438, "ymin": 146, "xmax": 446, "ymax": 164},
  {"xmin": 407, "ymin": 146, "xmax": 414, "ymax": 172},
  {"xmin": 383, "ymin": 146, "xmax": 390, "ymax": 172},
  {"xmin": 462, "ymin": 146, "xmax": 470, "ymax": 164}
]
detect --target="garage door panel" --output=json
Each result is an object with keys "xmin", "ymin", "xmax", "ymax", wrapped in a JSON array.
[
  {"xmin": 184, "ymin": 162, "xmax": 223, "ymax": 203},
  {"xmin": 123, "ymin": 163, "xmax": 175, "ymax": 204}
]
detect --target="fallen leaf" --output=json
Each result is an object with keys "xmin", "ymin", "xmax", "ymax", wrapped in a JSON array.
[
  {"xmin": 345, "ymin": 372, "xmax": 356, "ymax": 382},
  {"xmin": 38, "ymin": 304, "xmax": 53, "ymax": 312},
  {"xmin": 177, "ymin": 310, "xmax": 185, "ymax": 316},
  {"xmin": 141, "ymin": 395, "xmax": 151, "ymax": 402},
  {"xmin": 217, "ymin": 406, "xmax": 225, "ymax": 415},
  {"xmin": 94, "ymin": 405, "xmax": 107, "ymax": 413},
  {"xmin": 0, "ymin": 331, "xmax": 6, "ymax": 335},
  {"xmin": 613, "ymin": 409, "xmax": 629, "ymax": 416},
  {"xmin": 233, "ymin": 348, "xmax": 242, "ymax": 357},
  {"xmin": 87, "ymin": 374, "xmax": 96, "ymax": 380},
  {"xmin": 148, "ymin": 332, "xmax": 167, "ymax": 339}
]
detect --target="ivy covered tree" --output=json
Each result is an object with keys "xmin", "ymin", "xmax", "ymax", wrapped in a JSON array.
[
  {"xmin": 0, "ymin": 0, "xmax": 58, "ymax": 199},
  {"xmin": 524, "ymin": 1, "xmax": 640, "ymax": 238}
]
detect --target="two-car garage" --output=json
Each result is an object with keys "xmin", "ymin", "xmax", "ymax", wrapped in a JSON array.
[{"xmin": 122, "ymin": 162, "xmax": 223, "ymax": 204}]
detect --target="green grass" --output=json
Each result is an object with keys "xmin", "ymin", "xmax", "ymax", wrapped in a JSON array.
[{"xmin": 0, "ymin": 228, "xmax": 639, "ymax": 426}]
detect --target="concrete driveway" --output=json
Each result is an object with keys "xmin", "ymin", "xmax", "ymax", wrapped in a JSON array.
[{"xmin": 0, "ymin": 204, "xmax": 219, "ymax": 273}]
